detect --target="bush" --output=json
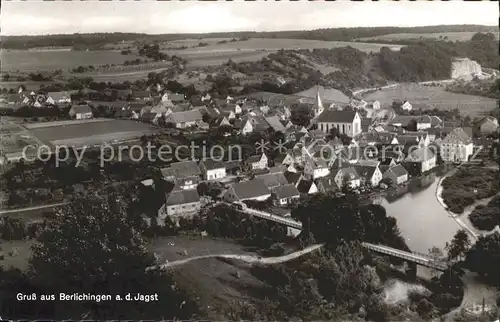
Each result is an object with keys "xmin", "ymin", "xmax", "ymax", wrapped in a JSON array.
[
  {"xmin": 468, "ymin": 195, "xmax": 500, "ymax": 231},
  {"xmin": 441, "ymin": 167, "xmax": 499, "ymax": 213}
]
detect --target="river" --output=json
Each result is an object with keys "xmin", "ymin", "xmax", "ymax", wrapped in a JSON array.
[{"xmin": 376, "ymin": 166, "xmax": 461, "ymax": 254}]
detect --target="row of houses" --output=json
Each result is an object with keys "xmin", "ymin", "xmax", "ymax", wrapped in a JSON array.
[{"xmin": 152, "ymin": 89, "xmax": 495, "ymax": 223}]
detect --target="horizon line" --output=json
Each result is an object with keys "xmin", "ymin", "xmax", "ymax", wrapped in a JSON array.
[{"xmin": 2, "ymin": 23, "xmax": 498, "ymax": 37}]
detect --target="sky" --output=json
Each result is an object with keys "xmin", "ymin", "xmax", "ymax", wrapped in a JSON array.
[{"xmin": 1, "ymin": 1, "xmax": 498, "ymax": 36}]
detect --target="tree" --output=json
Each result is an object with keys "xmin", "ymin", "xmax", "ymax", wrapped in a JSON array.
[
  {"xmin": 29, "ymin": 191, "xmax": 196, "ymax": 319},
  {"xmin": 428, "ymin": 246, "xmax": 443, "ymax": 260},
  {"xmin": 465, "ymin": 232, "xmax": 500, "ymax": 286},
  {"xmin": 445, "ymin": 229, "xmax": 471, "ymax": 261},
  {"xmin": 290, "ymin": 104, "xmax": 312, "ymax": 127},
  {"xmin": 292, "ymin": 194, "xmax": 408, "ymax": 252}
]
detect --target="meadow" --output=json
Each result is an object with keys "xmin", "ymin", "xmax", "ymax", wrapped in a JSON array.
[
  {"xmin": 358, "ymin": 31, "xmax": 500, "ymax": 42},
  {"xmin": 363, "ymin": 83, "xmax": 498, "ymax": 117},
  {"xmin": 26, "ymin": 119, "xmax": 159, "ymax": 148},
  {"xmin": 1, "ymin": 49, "xmax": 142, "ymax": 72},
  {"xmin": 2, "ymin": 38, "xmax": 400, "ymax": 72}
]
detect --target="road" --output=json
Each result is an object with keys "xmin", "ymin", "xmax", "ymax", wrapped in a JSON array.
[
  {"xmin": 146, "ymin": 244, "xmax": 323, "ymax": 271},
  {"xmin": 352, "ymin": 78, "xmax": 454, "ymax": 97},
  {"xmin": 0, "ymin": 202, "xmax": 68, "ymax": 215}
]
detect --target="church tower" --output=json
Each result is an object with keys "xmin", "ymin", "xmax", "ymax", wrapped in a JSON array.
[{"xmin": 314, "ymin": 85, "xmax": 324, "ymax": 117}]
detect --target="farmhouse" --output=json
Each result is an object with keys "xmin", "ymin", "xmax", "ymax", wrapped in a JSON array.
[
  {"xmin": 316, "ymin": 110, "xmax": 362, "ymax": 137},
  {"xmin": 224, "ymin": 179, "xmax": 271, "ymax": 202},
  {"xmin": 163, "ymin": 189, "xmax": 201, "ymax": 217},
  {"xmin": 440, "ymin": 128, "xmax": 473, "ymax": 163},
  {"xmin": 165, "ymin": 109, "xmax": 203, "ymax": 129},
  {"xmin": 272, "ymin": 184, "xmax": 300, "ymax": 206},
  {"xmin": 46, "ymin": 91, "xmax": 71, "ymax": 105},
  {"xmin": 68, "ymin": 105, "xmax": 93, "ymax": 120},
  {"xmin": 199, "ymin": 159, "xmax": 227, "ymax": 181}
]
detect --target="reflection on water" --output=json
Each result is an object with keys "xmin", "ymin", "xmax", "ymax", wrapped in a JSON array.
[{"xmin": 381, "ymin": 169, "xmax": 461, "ymax": 254}]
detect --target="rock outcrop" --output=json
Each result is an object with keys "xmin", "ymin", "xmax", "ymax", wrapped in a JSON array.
[{"xmin": 451, "ymin": 58, "xmax": 482, "ymax": 80}]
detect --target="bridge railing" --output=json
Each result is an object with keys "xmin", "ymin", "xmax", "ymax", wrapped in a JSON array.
[
  {"xmin": 241, "ymin": 207, "xmax": 303, "ymax": 229},
  {"xmin": 362, "ymin": 243, "xmax": 448, "ymax": 270}
]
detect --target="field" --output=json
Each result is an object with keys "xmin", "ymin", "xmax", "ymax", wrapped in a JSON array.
[
  {"xmin": 171, "ymin": 38, "xmax": 402, "ymax": 67},
  {"xmin": 358, "ymin": 31, "xmax": 500, "ymax": 42},
  {"xmin": 0, "ymin": 121, "xmax": 42, "ymax": 161},
  {"xmin": 25, "ymin": 118, "xmax": 160, "ymax": 148},
  {"xmin": 149, "ymin": 235, "xmax": 269, "ymax": 319},
  {"xmin": 0, "ymin": 239, "xmax": 36, "ymax": 271},
  {"xmin": 80, "ymin": 66, "xmax": 173, "ymax": 82},
  {"xmin": 363, "ymin": 83, "xmax": 498, "ymax": 117},
  {"xmin": 1, "ymin": 49, "xmax": 142, "ymax": 72},
  {"xmin": 2, "ymin": 38, "xmax": 400, "ymax": 74}
]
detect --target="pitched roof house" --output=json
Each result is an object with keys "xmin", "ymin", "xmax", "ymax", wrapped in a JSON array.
[
  {"xmin": 161, "ymin": 161, "xmax": 200, "ymax": 180},
  {"xmin": 284, "ymin": 171, "xmax": 304, "ymax": 187},
  {"xmin": 265, "ymin": 116, "xmax": 287, "ymax": 133},
  {"xmin": 272, "ymin": 184, "xmax": 300, "ymax": 205},
  {"xmin": 199, "ymin": 159, "xmax": 226, "ymax": 181},
  {"xmin": 165, "ymin": 109, "xmax": 203, "ymax": 129},
  {"xmin": 297, "ymin": 180, "xmax": 318, "ymax": 195},
  {"xmin": 474, "ymin": 116, "xmax": 499, "ymax": 136},
  {"xmin": 68, "ymin": 105, "xmax": 93, "ymax": 119},
  {"xmin": 353, "ymin": 165, "xmax": 383, "ymax": 187},
  {"xmin": 164, "ymin": 189, "xmax": 201, "ymax": 217},
  {"xmin": 404, "ymin": 147, "xmax": 437, "ymax": 173},
  {"xmin": 382, "ymin": 164, "xmax": 409, "ymax": 185},
  {"xmin": 246, "ymin": 153, "xmax": 268, "ymax": 170},
  {"xmin": 46, "ymin": 91, "xmax": 71, "ymax": 105},
  {"xmin": 224, "ymin": 179, "xmax": 271, "ymax": 202},
  {"xmin": 255, "ymin": 172, "xmax": 289, "ymax": 189},
  {"xmin": 316, "ymin": 172, "xmax": 341, "ymax": 193}
]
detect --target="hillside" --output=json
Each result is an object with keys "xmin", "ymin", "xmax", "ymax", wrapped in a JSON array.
[
  {"xmin": 2, "ymin": 25, "xmax": 497, "ymax": 49},
  {"xmin": 358, "ymin": 31, "xmax": 500, "ymax": 42}
]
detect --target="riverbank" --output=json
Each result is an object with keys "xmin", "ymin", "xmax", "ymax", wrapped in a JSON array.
[{"xmin": 436, "ymin": 169, "xmax": 500, "ymax": 240}]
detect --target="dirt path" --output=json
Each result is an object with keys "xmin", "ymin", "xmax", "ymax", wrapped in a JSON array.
[
  {"xmin": 0, "ymin": 202, "xmax": 68, "ymax": 215},
  {"xmin": 146, "ymin": 244, "xmax": 323, "ymax": 271}
]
